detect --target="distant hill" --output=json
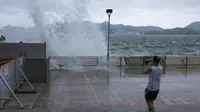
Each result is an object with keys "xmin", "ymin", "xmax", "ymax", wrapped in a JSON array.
[
  {"xmin": 2, "ymin": 21, "xmax": 200, "ymax": 37},
  {"xmin": 144, "ymin": 27, "xmax": 200, "ymax": 35},
  {"xmin": 99, "ymin": 21, "xmax": 200, "ymax": 35},
  {"xmin": 98, "ymin": 21, "xmax": 163, "ymax": 35},
  {"xmin": 185, "ymin": 21, "xmax": 200, "ymax": 31}
]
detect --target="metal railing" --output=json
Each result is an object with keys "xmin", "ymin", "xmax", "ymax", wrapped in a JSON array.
[
  {"xmin": 50, "ymin": 55, "xmax": 200, "ymax": 75},
  {"xmin": 0, "ymin": 56, "xmax": 35, "ymax": 109},
  {"xmin": 50, "ymin": 56, "xmax": 122, "ymax": 66}
]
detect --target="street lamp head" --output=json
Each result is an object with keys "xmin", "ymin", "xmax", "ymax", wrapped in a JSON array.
[{"xmin": 106, "ymin": 9, "xmax": 113, "ymax": 16}]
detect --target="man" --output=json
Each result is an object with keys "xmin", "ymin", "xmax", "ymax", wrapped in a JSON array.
[{"xmin": 144, "ymin": 56, "xmax": 163, "ymax": 112}]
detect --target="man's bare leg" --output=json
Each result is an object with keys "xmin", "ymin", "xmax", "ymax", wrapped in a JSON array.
[
  {"xmin": 146, "ymin": 100, "xmax": 155, "ymax": 112},
  {"xmin": 146, "ymin": 100, "xmax": 151, "ymax": 112},
  {"xmin": 149, "ymin": 101, "xmax": 155, "ymax": 112}
]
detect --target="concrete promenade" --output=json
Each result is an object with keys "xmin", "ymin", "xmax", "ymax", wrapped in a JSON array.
[{"xmin": 1, "ymin": 67, "xmax": 200, "ymax": 112}]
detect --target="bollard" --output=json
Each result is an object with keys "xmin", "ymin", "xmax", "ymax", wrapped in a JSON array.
[
  {"xmin": 142, "ymin": 57, "xmax": 145, "ymax": 73},
  {"xmin": 185, "ymin": 56, "xmax": 188, "ymax": 75},
  {"xmin": 107, "ymin": 72, "xmax": 109, "ymax": 86},
  {"xmin": 119, "ymin": 57, "xmax": 122, "ymax": 78},
  {"xmin": 106, "ymin": 61, "xmax": 109, "ymax": 86},
  {"xmin": 163, "ymin": 56, "xmax": 167, "ymax": 75},
  {"xmin": 96, "ymin": 56, "xmax": 99, "ymax": 66},
  {"xmin": 96, "ymin": 57, "xmax": 99, "ymax": 76},
  {"xmin": 47, "ymin": 57, "xmax": 50, "ymax": 85}
]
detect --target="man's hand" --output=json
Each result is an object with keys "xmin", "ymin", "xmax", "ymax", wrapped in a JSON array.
[{"xmin": 143, "ymin": 66, "xmax": 152, "ymax": 74}]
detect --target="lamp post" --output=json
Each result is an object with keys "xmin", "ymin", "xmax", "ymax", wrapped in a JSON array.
[
  {"xmin": 106, "ymin": 9, "xmax": 113, "ymax": 86},
  {"xmin": 106, "ymin": 9, "xmax": 113, "ymax": 63}
]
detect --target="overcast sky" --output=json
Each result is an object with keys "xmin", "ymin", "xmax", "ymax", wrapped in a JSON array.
[{"xmin": 0, "ymin": 0, "xmax": 200, "ymax": 29}]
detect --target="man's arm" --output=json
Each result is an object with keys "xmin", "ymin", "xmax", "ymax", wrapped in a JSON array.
[{"xmin": 143, "ymin": 66, "xmax": 152, "ymax": 74}]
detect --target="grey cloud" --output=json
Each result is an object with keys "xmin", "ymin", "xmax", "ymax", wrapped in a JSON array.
[
  {"xmin": 88, "ymin": 0, "xmax": 200, "ymax": 10},
  {"xmin": 1, "ymin": 0, "xmax": 200, "ymax": 14},
  {"xmin": 0, "ymin": 0, "xmax": 90, "ymax": 20},
  {"xmin": 0, "ymin": 0, "xmax": 200, "ymax": 28},
  {"xmin": 86, "ymin": 0, "xmax": 200, "ymax": 16}
]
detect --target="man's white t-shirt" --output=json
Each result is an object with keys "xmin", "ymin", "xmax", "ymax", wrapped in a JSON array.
[{"xmin": 146, "ymin": 65, "xmax": 163, "ymax": 91}]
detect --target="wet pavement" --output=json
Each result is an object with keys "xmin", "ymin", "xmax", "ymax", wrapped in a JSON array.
[{"xmin": 1, "ymin": 67, "xmax": 200, "ymax": 112}]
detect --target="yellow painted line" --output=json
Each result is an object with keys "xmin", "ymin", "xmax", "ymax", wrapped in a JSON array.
[{"xmin": 84, "ymin": 74, "xmax": 100, "ymax": 104}]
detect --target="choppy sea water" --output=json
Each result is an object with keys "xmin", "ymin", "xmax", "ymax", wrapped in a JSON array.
[{"xmin": 110, "ymin": 35, "xmax": 200, "ymax": 56}]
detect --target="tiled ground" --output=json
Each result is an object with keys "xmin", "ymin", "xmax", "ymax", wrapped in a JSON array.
[
  {"xmin": 33, "ymin": 67, "xmax": 200, "ymax": 111},
  {"xmin": 1, "ymin": 67, "xmax": 200, "ymax": 112}
]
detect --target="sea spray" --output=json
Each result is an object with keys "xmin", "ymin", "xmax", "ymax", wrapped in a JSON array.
[
  {"xmin": 1, "ymin": 0, "xmax": 106, "ymax": 56},
  {"xmin": 26, "ymin": 0, "xmax": 107, "ymax": 68},
  {"xmin": 28, "ymin": 0, "xmax": 106, "ymax": 56},
  {"xmin": 1, "ymin": 0, "xmax": 118, "ymax": 73},
  {"xmin": 50, "ymin": 57, "xmax": 122, "ymax": 78}
]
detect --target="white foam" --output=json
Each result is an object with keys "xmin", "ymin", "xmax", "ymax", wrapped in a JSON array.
[{"xmin": 1, "ymin": 0, "xmax": 106, "ymax": 57}]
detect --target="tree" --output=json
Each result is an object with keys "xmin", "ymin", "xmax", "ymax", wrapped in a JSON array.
[{"xmin": 0, "ymin": 35, "xmax": 7, "ymax": 43}]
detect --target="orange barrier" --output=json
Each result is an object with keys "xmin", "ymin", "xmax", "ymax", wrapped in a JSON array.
[
  {"xmin": 0, "ymin": 60, "xmax": 15, "ymax": 69},
  {"xmin": 0, "ymin": 55, "xmax": 35, "ymax": 109},
  {"xmin": 0, "ymin": 60, "xmax": 12, "ymax": 64}
]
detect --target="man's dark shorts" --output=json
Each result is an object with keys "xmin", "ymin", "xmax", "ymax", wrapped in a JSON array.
[{"xmin": 145, "ymin": 88, "xmax": 159, "ymax": 101}]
